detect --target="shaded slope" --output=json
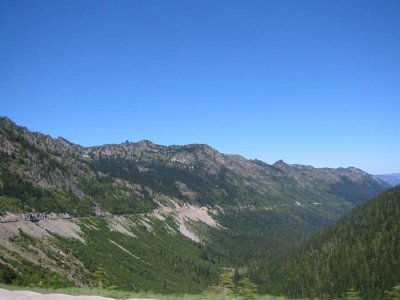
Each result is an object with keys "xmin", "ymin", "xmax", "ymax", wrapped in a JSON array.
[{"xmin": 253, "ymin": 186, "xmax": 400, "ymax": 299}]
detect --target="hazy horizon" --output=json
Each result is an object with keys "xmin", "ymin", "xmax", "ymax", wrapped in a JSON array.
[{"xmin": 1, "ymin": 0, "xmax": 399, "ymax": 174}]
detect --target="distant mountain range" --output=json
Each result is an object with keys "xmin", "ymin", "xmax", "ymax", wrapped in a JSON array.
[
  {"xmin": 375, "ymin": 173, "xmax": 400, "ymax": 186},
  {"xmin": 0, "ymin": 116, "xmax": 390, "ymax": 294},
  {"xmin": 0, "ymin": 116, "xmax": 388, "ymax": 216}
]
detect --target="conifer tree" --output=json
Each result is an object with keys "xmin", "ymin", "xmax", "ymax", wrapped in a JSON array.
[
  {"xmin": 94, "ymin": 265, "xmax": 111, "ymax": 289},
  {"xmin": 218, "ymin": 272, "xmax": 235, "ymax": 296},
  {"xmin": 238, "ymin": 277, "xmax": 258, "ymax": 300}
]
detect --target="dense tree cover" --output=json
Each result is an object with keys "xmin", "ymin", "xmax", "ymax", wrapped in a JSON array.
[
  {"xmin": 79, "ymin": 176, "xmax": 155, "ymax": 214},
  {"xmin": 0, "ymin": 115, "xmax": 388, "ymax": 219},
  {"xmin": 329, "ymin": 175, "xmax": 387, "ymax": 204},
  {"xmin": 252, "ymin": 187, "xmax": 400, "ymax": 299},
  {"xmin": 1, "ymin": 117, "xmax": 387, "ymax": 216},
  {"xmin": 90, "ymin": 156, "xmax": 387, "ymax": 210},
  {"xmin": 0, "ymin": 164, "xmax": 93, "ymax": 214},
  {"xmin": 201, "ymin": 206, "xmax": 333, "ymax": 267},
  {"xmin": 0, "ymin": 241, "xmax": 71, "ymax": 289},
  {"xmin": 89, "ymin": 157, "xmax": 262, "ymax": 207},
  {"xmin": 0, "ymin": 206, "xmax": 335, "ymax": 294},
  {"xmin": 0, "ymin": 152, "xmax": 154, "ymax": 215},
  {"xmin": 216, "ymin": 272, "xmax": 257, "ymax": 299},
  {"xmin": 0, "ymin": 260, "xmax": 70, "ymax": 288},
  {"xmin": 0, "ymin": 116, "xmax": 393, "ymax": 297},
  {"xmin": 57, "ymin": 216, "xmax": 220, "ymax": 293}
]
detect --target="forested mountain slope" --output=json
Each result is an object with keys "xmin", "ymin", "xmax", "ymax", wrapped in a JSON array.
[
  {"xmin": 0, "ymin": 116, "xmax": 389, "ymax": 293},
  {"xmin": 0, "ymin": 116, "xmax": 387, "ymax": 215},
  {"xmin": 253, "ymin": 186, "xmax": 400, "ymax": 299}
]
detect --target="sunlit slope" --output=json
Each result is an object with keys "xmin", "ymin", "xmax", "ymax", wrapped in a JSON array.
[
  {"xmin": 0, "ymin": 116, "xmax": 389, "ymax": 293},
  {"xmin": 0, "ymin": 116, "xmax": 387, "ymax": 215}
]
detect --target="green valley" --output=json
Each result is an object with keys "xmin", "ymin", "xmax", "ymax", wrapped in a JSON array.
[{"xmin": 0, "ymin": 116, "xmax": 392, "ymax": 298}]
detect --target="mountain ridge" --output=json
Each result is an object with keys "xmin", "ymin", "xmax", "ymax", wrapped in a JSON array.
[
  {"xmin": 0, "ymin": 115, "xmax": 390, "ymax": 294},
  {"xmin": 1, "ymin": 115, "xmax": 383, "ymax": 176},
  {"xmin": 375, "ymin": 173, "xmax": 400, "ymax": 187},
  {"xmin": 0, "ymin": 115, "xmax": 388, "ymax": 215}
]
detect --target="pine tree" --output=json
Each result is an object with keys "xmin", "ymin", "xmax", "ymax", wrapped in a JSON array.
[
  {"xmin": 218, "ymin": 272, "xmax": 235, "ymax": 296},
  {"xmin": 94, "ymin": 265, "xmax": 111, "ymax": 289},
  {"xmin": 238, "ymin": 277, "xmax": 258, "ymax": 300}
]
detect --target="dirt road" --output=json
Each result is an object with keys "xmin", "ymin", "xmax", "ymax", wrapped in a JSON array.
[{"xmin": 0, "ymin": 289, "xmax": 156, "ymax": 300}]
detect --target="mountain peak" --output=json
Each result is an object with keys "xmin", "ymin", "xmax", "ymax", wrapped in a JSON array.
[
  {"xmin": 0, "ymin": 115, "xmax": 18, "ymax": 128},
  {"xmin": 273, "ymin": 159, "xmax": 288, "ymax": 168},
  {"xmin": 136, "ymin": 139, "xmax": 155, "ymax": 146}
]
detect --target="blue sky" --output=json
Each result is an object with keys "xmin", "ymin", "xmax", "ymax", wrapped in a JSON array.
[{"xmin": 1, "ymin": 0, "xmax": 399, "ymax": 174}]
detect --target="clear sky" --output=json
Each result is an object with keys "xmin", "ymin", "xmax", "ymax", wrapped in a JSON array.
[{"xmin": 1, "ymin": 0, "xmax": 399, "ymax": 174}]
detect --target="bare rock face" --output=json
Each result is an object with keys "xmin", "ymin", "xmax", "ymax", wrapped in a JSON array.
[
  {"xmin": 0, "ymin": 115, "xmax": 389, "ymax": 217},
  {"xmin": 0, "ymin": 116, "xmax": 391, "ymax": 295}
]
